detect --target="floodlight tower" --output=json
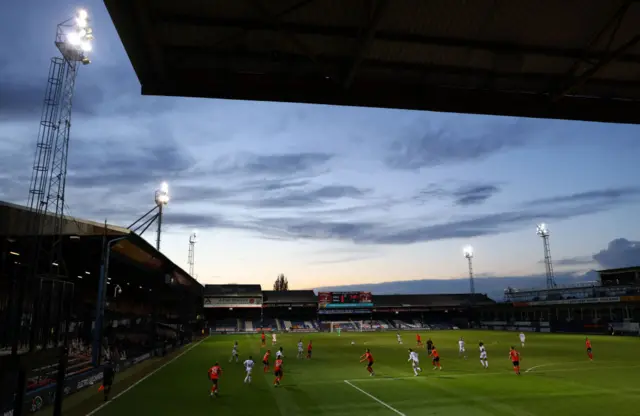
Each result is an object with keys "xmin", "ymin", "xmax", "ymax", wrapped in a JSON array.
[
  {"xmin": 154, "ymin": 182, "xmax": 169, "ymax": 251},
  {"xmin": 188, "ymin": 230, "xmax": 197, "ymax": 279},
  {"xmin": 27, "ymin": 10, "xmax": 93, "ymax": 273},
  {"xmin": 463, "ymin": 245, "xmax": 475, "ymax": 295},
  {"xmin": 537, "ymin": 223, "xmax": 556, "ymax": 288}
]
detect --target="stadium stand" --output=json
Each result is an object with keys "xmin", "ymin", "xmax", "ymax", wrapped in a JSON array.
[
  {"xmin": 0, "ymin": 201, "xmax": 202, "ymax": 415},
  {"xmin": 480, "ymin": 267, "xmax": 640, "ymax": 335}
]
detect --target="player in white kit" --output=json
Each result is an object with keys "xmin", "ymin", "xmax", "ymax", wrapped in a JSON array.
[
  {"xmin": 243, "ymin": 356, "xmax": 255, "ymax": 383},
  {"xmin": 519, "ymin": 332, "xmax": 526, "ymax": 347},
  {"xmin": 272, "ymin": 333, "xmax": 277, "ymax": 345},
  {"xmin": 276, "ymin": 347, "xmax": 284, "ymax": 360},
  {"xmin": 408, "ymin": 349, "xmax": 422, "ymax": 376},
  {"xmin": 397, "ymin": 332, "xmax": 403, "ymax": 345},
  {"xmin": 479, "ymin": 342, "xmax": 488, "ymax": 368},
  {"xmin": 297, "ymin": 340, "xmax": 304, "ymax": 359},
  {"xmin": 230, "ymin": 341, "xmax": 239, "ymax": 363},
  {"xmin": 458, "ymin": 337, "xmax": 467, "ymax": 359}
]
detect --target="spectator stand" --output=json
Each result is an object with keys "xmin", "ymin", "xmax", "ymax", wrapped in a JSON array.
[
  {"xmin": 484, "ymin": 266, "xmax": 640, "ymax": 335},
  {"xmin": 204, "ymin": 284, "xmax": 263, "ymax": 333},
  {"xmin": 262, "ymin": 290, "xmax": 318, "ymax": 332},
  {"xmin": 0, "ymin": 200, "xmax": 202, "ymax": 415}
]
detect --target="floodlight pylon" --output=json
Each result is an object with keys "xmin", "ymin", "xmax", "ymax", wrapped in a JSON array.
[
  {"xmin": 188, "ymin": 231, "xmax": 197, "ymax": 279},
  {"xmin": 537, "ymin": 223, "xmax": 556, "ymax": 288},
  {"xmin": 463, "ymin": 246, "xmax": 475, "ymax": 296},
  {"xmin": 18, "ymin": 10, "xmax": 93, "ymax": 416}
]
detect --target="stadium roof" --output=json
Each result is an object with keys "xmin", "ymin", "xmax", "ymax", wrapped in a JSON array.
[
  {"xmin": 0, "ymin": 200, "xmax": 128, "ymax": 236},
  {"xmin": 0, "ymin": 200, "xmax": 201, "ymax": 295},
  {"xmin": 262, "ymin": 290, "xmax": 317, "ymax": 303},
  {"xmin": 105, "ymin": 0, "xmax": 640, "ymax": 124},
  {"xmin": 597, "ymin": 266, "xmax": 640, "ymax": 274},
  {"xmin": 204, "ymin": 284, "xmax": 263, "ymax": 297},
  {"xmin": 374, "ymin": 294, "xmax": 494, "ymax": 308}
]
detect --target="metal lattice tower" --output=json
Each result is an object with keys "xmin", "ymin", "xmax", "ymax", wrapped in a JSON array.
[
  {"xmin": 188, "ymin": 231, "xmax": 197, "ymax": 279},
  {"xmin": 463, "ymin": 245, "xmax": 475, "ymax": 295},
  {"xmin": 537, "ymin": 223, "xmax": 556, "ymax": 289},
  {"xmin": 27, "ymin": 15, "xmax": 92, "ymax": 281}
]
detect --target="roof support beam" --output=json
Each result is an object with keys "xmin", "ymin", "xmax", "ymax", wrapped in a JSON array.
[
  {"xmin": 554, "ymin": 34, "xmax": 640, "ymax": 100},
  {"xmin": 243, "ymin": 0, "xmax": 330, "ymax": 79},
  {"xmin": 554, "ymin": 1, "xmax": 635, "ymax": 100},
  {"xmin": 133, "ymin": 0, "xmax": 167, "ymax": 82},
  {"xmin": 343, "ymin": 0, "xmax": 390, "ymax": 89},
  {"xmin": 158, "ymin": 15, "xmax": 640, "ymax": 64},
  {"xmin": 208, "ymin": 0, "xmax": 316, "ymax": 50}
]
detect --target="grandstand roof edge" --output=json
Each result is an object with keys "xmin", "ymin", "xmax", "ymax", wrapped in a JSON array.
[{"xmin": 0, "ymin": 200, "xmax": 130, "ymax": 236}]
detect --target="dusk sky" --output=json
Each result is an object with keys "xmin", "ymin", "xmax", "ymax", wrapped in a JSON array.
[{"xmin": 1, "ymin": 1, "xmax": 640, "ymax": 293}]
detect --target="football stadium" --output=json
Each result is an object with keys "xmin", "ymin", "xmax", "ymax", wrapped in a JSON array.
[{"xmin": 2, "ymin": 1, "xmax": 640, "ymax": 415}]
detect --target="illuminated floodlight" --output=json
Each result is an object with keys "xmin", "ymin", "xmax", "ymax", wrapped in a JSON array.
[
  {"xmin": 56, "ymin": 9, "xmax": 94, "ymax": 65},
  {"xmin": 536, "ymin": 223, "xmax": 549, "ymax": 237},
  {"xmin": 155, "ymin": 182, "xmax": 170, "ymax": 206},
  {"xmin": 463, "ymin": 245, "xmax": 474, "ymax": 258}
]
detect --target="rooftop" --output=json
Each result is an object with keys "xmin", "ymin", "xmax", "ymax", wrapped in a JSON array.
[{"xmin": 105, "ymin": 0, "xmax": 640, "ymax": 124}]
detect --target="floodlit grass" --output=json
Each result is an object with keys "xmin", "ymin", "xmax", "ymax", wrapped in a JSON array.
[{"xmin": 91, "ymin": 331, "xmax": 640, "ymax": 416}]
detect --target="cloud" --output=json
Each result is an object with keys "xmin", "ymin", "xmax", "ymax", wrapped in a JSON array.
[
  {"xmin": 416, "ymin": 183, "xmax": 501, "ymax": 206},
  {"xmin": 308, "ymin": 254, "xmax": 380, "ymax": 265},
  {"xmin": 239, "ymin": 187, "xmax": 636, "ymax": 244},
  {"xmin": 215, "ymin": 152, "xmax": 333, "ymax": 177},
  {"xmin": 593, "ymin": 238, "xmax": 640, "ymax": 269},
  {"xmin": 247, "ymin": 185, "xmax": 370, "ymax": 209},
  {"xmin": 544, "ymin": 256, "xmax": 595, "ymax": 266},
  {"xmin": 386, "ymin": 118, "xmax": 533, "ymax": 170},
  {"xmin": 0, "ymin": 79, "xmax": 101, "ymax": 120},
  {"xmin": 527, "ymin": 188, "xmax": 640, "ymax": 206}
]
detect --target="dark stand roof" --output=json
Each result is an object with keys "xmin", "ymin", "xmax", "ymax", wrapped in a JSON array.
[
  {"xmin": 204, "ymin": 284, "xmax": 263, "ymax": 297},
  {"xmin": 374, "ymin": 294, "xmax": 494, "ymax": 307},
  {"xmin": 105, "ymin": 0, "xmax": 640, "ymax": 124},
  {"xmin": 262, "ymin": 290, "xmax": 317, "ymax": 303},
  {"xmin": 0, "ymin": 200, "xmax": 202, "ymax": 296}
]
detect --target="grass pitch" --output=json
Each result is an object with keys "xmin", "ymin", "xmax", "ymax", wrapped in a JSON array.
[{"xmin": 90, "ymin": 331, "xmax": 640, "ymax": 416}]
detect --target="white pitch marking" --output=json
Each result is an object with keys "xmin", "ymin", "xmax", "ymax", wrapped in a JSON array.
[
  {"xmin": 344, "ymin": 380, "xmax": 406, "ymax": 416},
  {"xmin": 86, "ymin": 337, "xmax": 207, "ymax": 415},
  {"xmin": 525, "ymin": 363, "xmax": 554, "ymax": 373}
]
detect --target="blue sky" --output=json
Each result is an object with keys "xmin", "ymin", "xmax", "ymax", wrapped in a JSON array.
[{"xmin": 1, "ymin": 1, "xmax": 640, "ymax": 294}]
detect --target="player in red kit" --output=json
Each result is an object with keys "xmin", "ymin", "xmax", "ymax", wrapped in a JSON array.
[
  {"xmin": 509, "ymin": 347, "xmax": 521, "ymax": 375},
  {"xmin": 261, "ymin": 332, "xmax": 266, "ymax": 347},
  {"xmin": 416, "ymin": 333, "xmax": 422, "ymax": 347},
  {"xmin": 273, "ymin": 358, "xmax": 284, "ymax": 387},
  {"xmin": 208, "ymin": 362, "xmax": 222, "ymax": 397},
  {"xmin": 360, "ymin": 349, "xmax": 375, "ymax": 376},
  {"xmin": 307, "ymin": 340, "xmax": 313, "ymax": 359},
  {"xmin": 263, "ymin": 350, "xmax": 271, "ymax": 372},
  {"xmin": 585, "ymin": 337, "xmax": 593, "ymax": 361},
  {"xmin": 430, "ymin": 345, "xmax": 442, "ymax": 370}
]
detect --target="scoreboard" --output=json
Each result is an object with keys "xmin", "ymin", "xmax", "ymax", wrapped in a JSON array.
[{"xmin": 318, "ymin": 291, "xmax": 373, "ymax": 308}]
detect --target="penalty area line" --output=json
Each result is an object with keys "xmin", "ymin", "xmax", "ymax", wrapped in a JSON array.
[
  {"xmin": 344, "ymin": 380, "xmax": 406, "ymax": 416},
  {"xmin": 86, "ymin": 337, "xmax": 207, "ymax": 416}
]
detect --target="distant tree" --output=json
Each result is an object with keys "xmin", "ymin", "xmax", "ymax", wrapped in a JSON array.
[{"xmin": 273, "ymin": 274, "xmax": 289, "ymax": 291}]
